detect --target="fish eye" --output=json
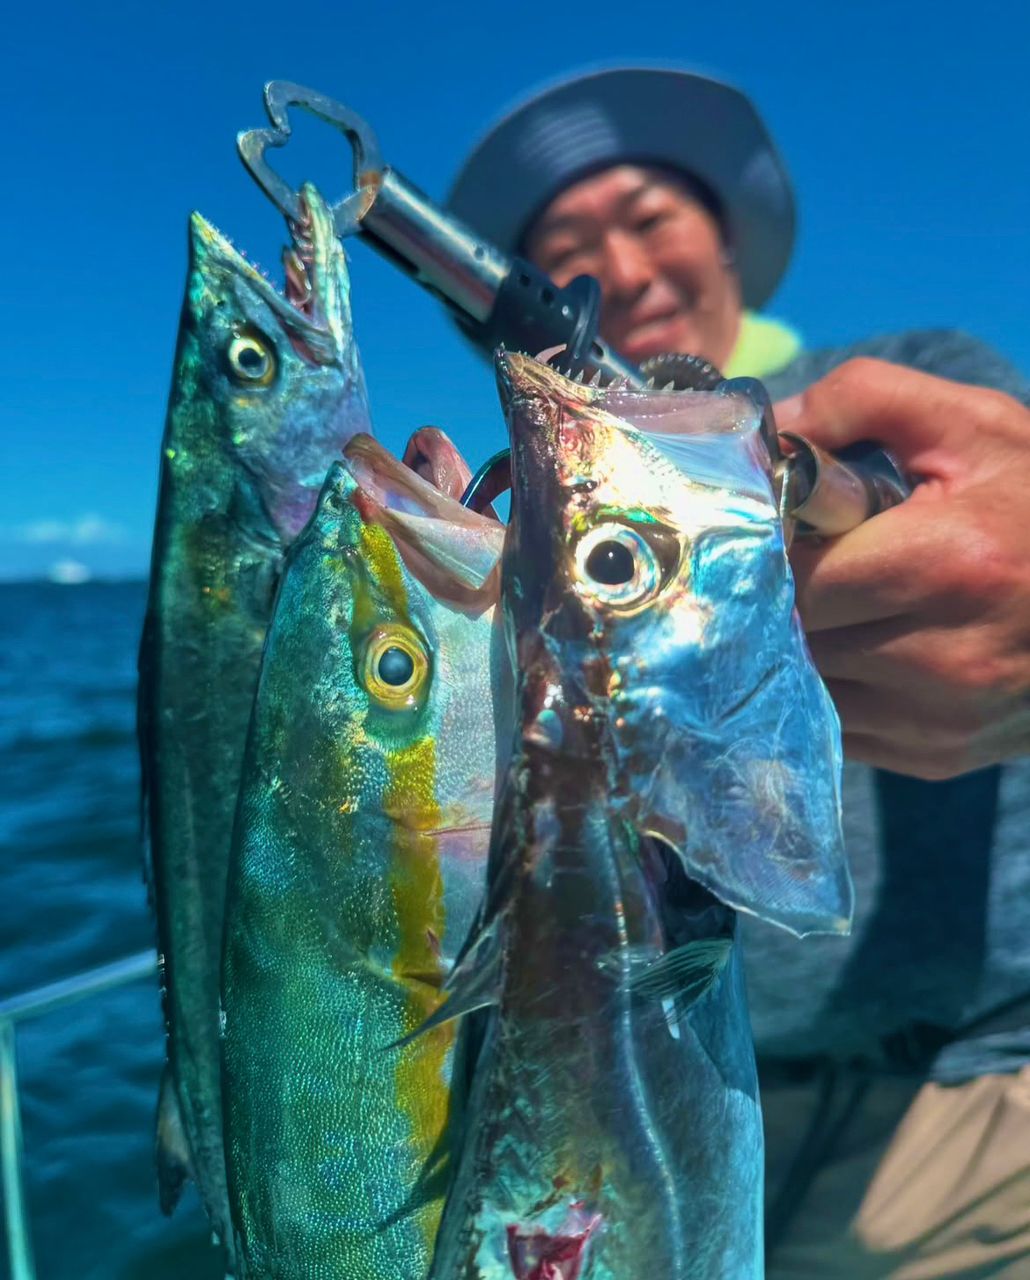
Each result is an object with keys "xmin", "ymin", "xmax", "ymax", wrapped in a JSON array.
[
  {"xmin": 574, "ymin": 522, "xmax": 663, "ymax": 610},
  {"xmin": 227, "ymin": 331, "xmax": 276, "ymax": 385},
  {"xmin": 585, "ymin": 539, "xmax": 636, "ymax": 585},
  {"xmin": 362, "ymin": 626, "xmax": 429, "ymax": 708},
  {"xmin": 377, "ymin": 646, "xmax": 414, "ymax": 686}
]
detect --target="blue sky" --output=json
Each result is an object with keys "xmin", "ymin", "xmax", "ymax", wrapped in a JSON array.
[{"xmin": 2, "ymin": 0, "xmax": 1027, "ymax": 579}]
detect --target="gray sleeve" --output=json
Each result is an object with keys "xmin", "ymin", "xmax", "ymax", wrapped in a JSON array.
[
  {"xmin": 765, "ymin": 329, "xmax": 1030, "ymax": 407},
  {"xmin": 894, "ymin": 329, "xmax": 1030, "ymax": 407}
]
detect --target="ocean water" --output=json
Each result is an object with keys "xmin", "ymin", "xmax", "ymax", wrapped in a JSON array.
[{"xmin": 0, "ymin": 581, "xmax": 221, "ymax": 1280}]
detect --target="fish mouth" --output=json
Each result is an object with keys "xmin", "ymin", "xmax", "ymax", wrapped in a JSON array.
[
  {"xmin": 496, "ymin": 350, "xmax": 748, "ymax": 437},
  {"xmin": 346, "ymin": 434, "xmax": 491, "ymax": 526},
  {"xmin": 401, "ymin": 426, "xmax": 473, "ymax": 502},
  {"xmin": 495, "ymin": 350, "xmax": 599, "ymax": 410},
  {"xmin": 278, "ymin": 188, "xmax": 333, "ymax": 360},
  {"xmin": 191, "ymin": 182, "xmax": 348, "ymax": 366},
  {"xmin": 344, "ymin": 434, "xmax": 503, "ymax": 609}
]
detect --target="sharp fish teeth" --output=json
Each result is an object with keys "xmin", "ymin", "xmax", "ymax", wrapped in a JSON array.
[
  {"xmin": 574, "ymin": 369, "xmax": 585, "ymax": 383},
  {"xmin": 589, "ymin": 369, "xmax": 602, "ymax": 387},
  {"xmin": 644, "ymin": 376, "xmax": 656, "ymax": 390},
  {"xmin": 662, "ymin": 380, "xmax": 677, "ymax": 392}
]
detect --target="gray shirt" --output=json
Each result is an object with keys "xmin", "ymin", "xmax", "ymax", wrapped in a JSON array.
[{"xmin": 743, "ymin": 329, "xmax": 1030, "ymax": 1084}]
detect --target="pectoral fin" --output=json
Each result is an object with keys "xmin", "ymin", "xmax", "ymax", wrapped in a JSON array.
[
  {"xmin": 629, "ymin": 937, "xmax": 734, "ymax": 1005},
  {"xmin": 385, "ymin": 922, "xmax": 502, "ymax": 1050}
]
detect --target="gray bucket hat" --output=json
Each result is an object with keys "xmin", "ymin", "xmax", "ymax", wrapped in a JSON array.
[{"xmin": 447, "ymin": 65, "xmax": 795, "ymax": 310}]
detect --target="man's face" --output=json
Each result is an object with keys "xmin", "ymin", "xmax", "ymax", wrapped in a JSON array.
[{"xmin": 524, "ymin": 165, "xmax": 742, "ymax": 368}]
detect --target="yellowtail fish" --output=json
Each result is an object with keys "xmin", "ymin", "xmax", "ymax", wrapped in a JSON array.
[
  {"xmin": 221, "ymin": 438, "xmax": 501, "ymax": 1277},
  {"xmin": 403, "ymin": 426, "xmax": 475, "ymax": 498}
]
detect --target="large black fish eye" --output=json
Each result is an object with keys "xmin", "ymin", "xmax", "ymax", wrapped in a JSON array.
[
  {"xmin": 573, "ymin": 521, "xmax": 666, "ymax": 610},
  {"xmin": 377, "ymin": 646, "xmax": 415, "ymax": 687},
  {"xmin": 585, "ymin": 539, "xmax": 635, "ymax": 586}
]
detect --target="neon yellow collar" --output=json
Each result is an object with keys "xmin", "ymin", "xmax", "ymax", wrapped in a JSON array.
[{"xmin": 722, "ymin": 312, "xmax": 801, "ymax": 379}]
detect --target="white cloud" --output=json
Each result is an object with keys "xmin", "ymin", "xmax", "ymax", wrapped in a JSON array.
[
  {"xmin": 19, "ymin": 520, "xmax": 67, "ymax": 544},
  {"xmin": 48, "ymin": 559, "xmax": 92, "ymax": 584},
  {"xmin": 14, "ymin": 514, "xmax": 127, "ymax": 546},
  {"xmin": 69, "ymin": 514, "xmax": 125, "ymax": 545}
]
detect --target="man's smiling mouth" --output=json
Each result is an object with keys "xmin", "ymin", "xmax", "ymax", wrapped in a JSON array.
[{"xmin": 621, "ymin": 311, "xmax": 686, "ymax": 358}]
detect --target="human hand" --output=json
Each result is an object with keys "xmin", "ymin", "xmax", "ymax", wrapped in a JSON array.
[{"xmin": 778, "ymin": 358, "xmax": 1030, "ymax": 779}]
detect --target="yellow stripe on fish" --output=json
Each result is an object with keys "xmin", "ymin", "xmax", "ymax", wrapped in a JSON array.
[{"xmin": 386, "ymin": 734, "xmax": 451, "ymax": 1250}]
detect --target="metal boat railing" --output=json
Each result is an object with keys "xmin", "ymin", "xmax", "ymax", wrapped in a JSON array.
[{"xmin": 0, "ymin": 950, "xmax": 159, "ymax": 1280}]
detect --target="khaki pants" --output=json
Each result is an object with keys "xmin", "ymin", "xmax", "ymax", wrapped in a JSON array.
[{"xmin": 763, "ymin": 1065, "xmax": 1030, "ymax": 1278}]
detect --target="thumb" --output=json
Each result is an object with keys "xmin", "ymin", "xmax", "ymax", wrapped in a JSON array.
[{"xmin": 773, "ymin": 357, "xmax": 983, "ymax": 471}]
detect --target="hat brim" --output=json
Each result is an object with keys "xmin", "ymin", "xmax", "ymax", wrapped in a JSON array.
[{"xmin": 447, "ymin": 65, "xmax": 795, "ymax": 312}]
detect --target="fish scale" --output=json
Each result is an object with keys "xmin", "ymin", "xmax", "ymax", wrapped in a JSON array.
[
  {"xmin": 222, "ymin": 450, "xmax": 501, "ymax": 1277},
  {"xmin": 138, "ymin": 183, "xmax": 371, "ymax": 1267}
]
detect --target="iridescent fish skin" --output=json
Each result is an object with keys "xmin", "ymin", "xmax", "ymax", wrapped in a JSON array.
[
  {"xmin": 426, "ymin": 354, "xmax": 849, "ymax": 1279},
  {"xmin": 138, "ymin": 184, "xmax": 371, "ymax": 1254},
  {"xmin": 221, "ymin": 447, "xmax": 501, "ymax": 1278},
  {"xmin": 500, "ymin": 356, "xmax": 851, "ymax": 938},
  {"xmin": 429, "ymin": 669, "xmax": 763, "ymax": 1278}
]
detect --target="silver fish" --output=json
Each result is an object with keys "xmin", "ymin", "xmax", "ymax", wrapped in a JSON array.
[{"xmin": 424, "ymin": 354, "xmax": 850, "ymax": 1278}]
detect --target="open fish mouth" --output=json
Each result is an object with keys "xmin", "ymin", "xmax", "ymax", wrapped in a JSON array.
[
  {"xmin": 344, "ymin": 434, "xmax": 503, "ymax": 607},
  {"xmin": 346, "ymin": 434, "xmax": 492, "ymax": 525},
  {"xmin": 192, "ymin": 182, "xmax": 348, "ymax": 366},
  {"xmin": 276, "ymin": 190, "xmax": 333, "ymax": 361}
]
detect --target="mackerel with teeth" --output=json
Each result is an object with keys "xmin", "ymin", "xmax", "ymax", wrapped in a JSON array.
[{"xmin": 138, "ymin": 182, "xmax": 371, "ymax": 1269}]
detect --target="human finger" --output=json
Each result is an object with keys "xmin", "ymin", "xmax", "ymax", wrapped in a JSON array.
[
  {"xmin": 840, "ymin": 731, "xmax": 967, "ymax": 780},
  {"xmin": 790, "ymin": 498, "xmax": 949, "ymax": 632},
  {"xmin": 825, "ymin": 678, "xmax": 972, "ymax": 748},
  {"xmin": 805, "ymin": 617, "xmax": 932, "ymax": 686},
  {"xmin": 773, "ymin": 358, "xmax": 1005, "ymax": 475}
]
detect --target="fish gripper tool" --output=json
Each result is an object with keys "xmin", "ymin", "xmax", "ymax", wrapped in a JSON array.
[
  {"xmin": 238, "ymin": 82, "xmax": 911, "ymax": 535},
  {"xmin": 237, "ymin": 80, "xmax": 640, "ymax": 386}
]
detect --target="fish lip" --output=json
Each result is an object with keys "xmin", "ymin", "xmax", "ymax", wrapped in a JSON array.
[
  {"xmin": 401, "ymin": 426, "xmax": 480, "ymax": 503},
  {"xmin": 344, "ymin": 436, "xmax": 503, "ymax": 610},
  {"xmin": 343, "ymin": 434, "xmax": 496, "ymax": 529},
  {"xmin": 190, "ymin": 188, "xmax": 344, "ymax": 364}
]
